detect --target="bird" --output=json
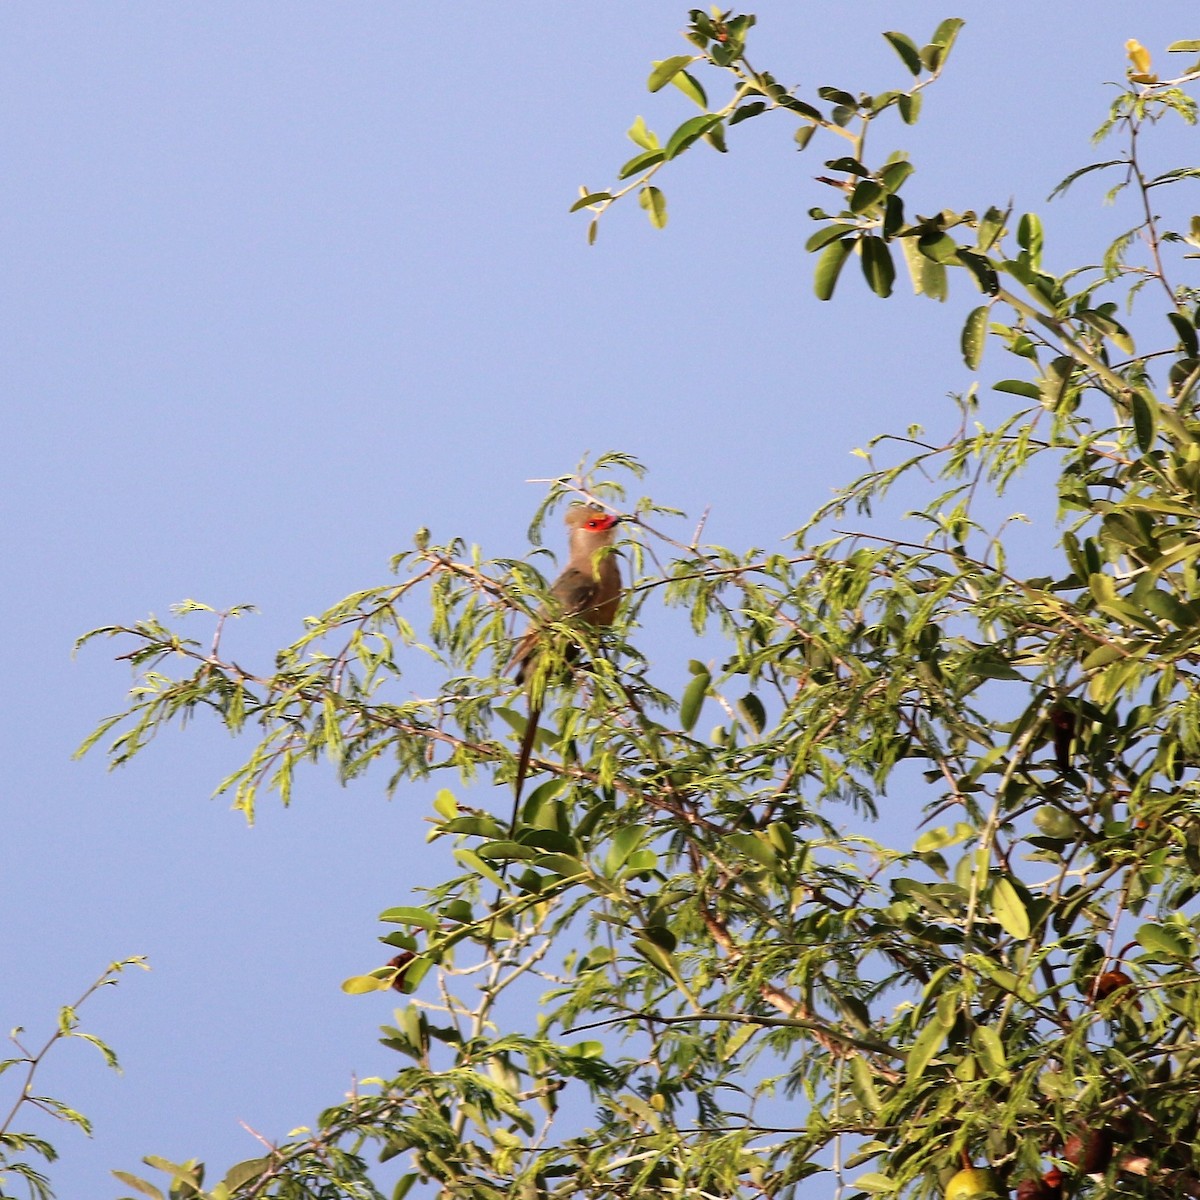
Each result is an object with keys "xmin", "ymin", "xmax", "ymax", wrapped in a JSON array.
[
  {"xmin": 505, "ymin": 505, "xmax": 625, "ymax": 841},
  {"xmin": 508, "ymin": 505, "xmax": 625, "ymax": 685}
]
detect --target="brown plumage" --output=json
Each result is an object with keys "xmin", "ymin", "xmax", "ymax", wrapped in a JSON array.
[
  {"xmin": 504, "ymin": 506, "xmax": 624, "ymax": 849},
  {"xmin": 509, "ymin": 505, "xmax": 624, "ymax": 684}
]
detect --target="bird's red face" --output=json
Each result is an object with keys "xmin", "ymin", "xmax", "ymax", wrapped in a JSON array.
[{"xmin": 583, "ymin": 514, "xmax": 621, "ymax": 532}]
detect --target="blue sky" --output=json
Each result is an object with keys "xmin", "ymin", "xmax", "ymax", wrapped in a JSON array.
[{"xmin": 3, "ymin": 4, "xmax": 1196, "ymax": 1195}]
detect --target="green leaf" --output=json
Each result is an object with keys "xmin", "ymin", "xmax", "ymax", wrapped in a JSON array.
[
  {"xmin": 1131, "ymin": 389, "xmax": 1158, "ymax": 453},
  {"xmin": 932, "ymin": 18, "xmax": 965, "ymax": 55},
  {"xmin": 973, "ymin": 1025, "xmax": 1007, "ymax": 1073},
  {"xmin": 392, "ymin": 1173, "xmax": 419, "ymax": 1200},
  {"xmin": 627, "ymin": 115, "xmax": 659, "ymax": 150},
  {"xmin": 111, "ymin": 1172, "xmax": 166, "ymax": 1200},
  {"xmin": 814, "ymin": 238, "xmax": 854, "ymax": 300},
  {"xmin": 991, "ymin": 877, "xmax": 1031, "ymax": 940},
  {"xmin": 1079, "ymin": 308, "xmax": 1135, "ymax": 354},
  {"xmin": 1168, "ymin": 311, "xmax": 1199, "ymax": 357},
  {"xmin": 855, "ymin": 1173, "xmax": 899, "ymax": 1194},
  {"xmin": 966, "ymin": 953, "xmax": 1034, "ymax": 1001},
  {"xmin": 606, "ymin": 825, "xmax": 648, "ymax": 874},
  {"xmin": 725, "ymin": 831, "xmax": 778, "ymax": 869},
  {"xmin": 454, "ymin": 847, "xmax": 508, "ymax": 889},
  {"xmin": 825, "ymin": 155, "xmax": 869, "ymax": 177},
  {"xmin": 618, "ymin": 148, "xmax": 666, "ymax": 180},
  {"xmin": 860, "ymin": 236, "xmax": 895, "ymax": 297},
  {"xmin": 898, "ymin": 91, "xmax": 922, "ymax": 124},
  {"xmin": 342, "ymin": 973, "xmax": 391, "ymax": 994},
  {"xmin": 955, "ymin": 248, "xmax": 999, "ymax": 294},
  {"xmin": 879, "ymin": 159, "xmax": 914, "ymax": 193},
  {"xmin": 664, "ymin": 114, "xmax": 723, "ymax": 159},
  {"xmin": 648, "ymin": 55, "xmax": 696, "ymax": 93},
  {"xmin": 899, "ymin": 237, "xmax": 948, "ymax": 300},
  {"xmin": 680, "ymin": 669, "xmax": 710, "ymax": 732},
  {"xmin": 738, "ymin": 692, "xmax": 766, "ymax": 734},
  {"xmin": 1017, "ymin": 211, "xmax": 1043, "ymax": 265},
  {"xmin": 432, "ymin": 788, "xmax": 457, "ymax": 820},
  {"xmin": 379, "ymin": 906, "xmax": 440, "ymax": 930},
  {"xmin": 536, "ymin": 851, "xmax": 587, "ymax": 877},
  {"xmin": 906, "ymin": 1016, "xmax": 947, "ymax": 1079},
  {"xmin": 883, "ymin": 31, "xmax": 922, "ymax": 75},
  {"xmin": 914, "ymin": 823, "xmax": 974, "ymax": 853},
  {"xmin": 729, "ymin": 101, "xmax": 768, "ymax": 126},
  {"xmin": 639, "ymin": 185, "xmax": 668, "ymax": 229},
  {"xmin": 794, "ymin": 124, "xmax": 817, "ymax": 150},
  {"xmin": 624, "ymin": 848, "xmax": 658, "ymax": 873},
  {"xmin": 633, "ymin": 937, "xmax": 680, "ymax": 980},
  {"xmin": 569, "ymin": 192, "xmax": 613, "ymax": 213},
  {"xmin": 673, "ymin": 70, "xmax": 708, "ymax": 109},
  {"xmin": 818, "ymin": 87, "xmax": 857, "ymax": 109},
  {"xmin": 222, "ymin": 1159, "xmax": 270, "ymax": 1191},
  {"xmin": 917, "ymin": 231, "xmax": 959, "ymax": 263},
  {"xmin": 1143, "ymin": 588, "xmax": 1200, "ymax": 629},
  {"xmin": 806, "ymin": 222, "xmax": 859, "ymax": 252},
  {"xmin": 478, "ymin": 840, "xmax": 537, "ymax": 861},
  {"xmin": 850, "ymin": 179, "xmax": 885, "ymax": 214},
  {"xmin": 961, "ymin": 305, "xmax": 988, "ymax": 369},
  {"xmin": 1136, "ymin": 922, "xmax": 1190, "ymax": 960},
  {"xmin": 778, "ymin": 95, "xmax": 823, "ymax": 121},
  {"xmin": 850, "ymin": 1054, "xmax": 882, "ymax": 1112},
  {"xmin": 993, "ymin": 379, "xmax": 1041, "ymax": 399}
]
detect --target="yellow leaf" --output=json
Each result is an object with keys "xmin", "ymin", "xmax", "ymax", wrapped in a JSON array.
[{"xmin": 1125, "ymin": 39, "xmax": 1157, "ymax": 82}]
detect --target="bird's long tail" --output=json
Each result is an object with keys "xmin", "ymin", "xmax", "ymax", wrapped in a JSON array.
[{"xmin": 506, "ymin": 697, "xmax": 541, "ymax": 849}]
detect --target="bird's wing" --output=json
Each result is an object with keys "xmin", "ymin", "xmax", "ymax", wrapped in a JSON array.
[
  {"xmin": 552, "ymin": 567, "xmax": 602, "ymax": 617},
  {"xmin": 509, "ymin": 568, "xmax": 604, "ymax": 683}
]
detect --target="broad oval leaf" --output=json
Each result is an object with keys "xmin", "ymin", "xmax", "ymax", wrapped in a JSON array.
[
  {"xmin": 973, "ymin": 1024, "xmax": 1007, "ymax": 1073},
  {"xmin": 814, "ymin": 237, "xmax": 854, "ymax": 301},
  {"xmin": 342, "ymin": 973, "xmax": 391, "ymax": 995},
  {"xmin": 1131, "ymin": 389, "xmax": 1158, "ymax": 453},
  {"xmin": 906, "ymin": 1016, "xmax": 946, "ymax": 1079},
  {"xmin": 535, "ymin": 852, "xmax": 587, "ymax": 878},
  {"xmin": 860, "ymin": 236, "xmax": 895, "ymax": 298},
  {"xmin": 1136, "ymin": 922, "xmax": 1190, "ymax": 960},
  {"xmin": 633, "ymin": 937, "xmax": 680, "ymax": 980},
  {"xmin": 221, "ymin": 1160, "xmax": 270, "ymax": 1191},
  {"xmin": 380, "ymin": 905, "xmax": 440, "ymax": 930},
  {"xmin": 883, "ymin": 30, "xmax": 922, "ymax": 75},
  {"xmin": 664, "ymin": 113, "xmax": 723, "ymax": 160},
  {"xmin": 648, "ymin": 55, "xmax": 696, "ymax": 93},
  {"xmin": 639, "ymin": 184, "xmax": 668, "ymax": 229},
  {"xmin": 680, "ymin": 669, "xmax": 710, "ymax": 732},
  {"xmin": 729, "ymin": 101, "xmax": 767, "ymax": 126},
  {"xmin": 606, "ymin": 824, "xmax": 649, "ymax": 874},
  {"xmin": 569, "ymin": 191, "xmax": 613, "ymax": 213},
  {"xmin": 626, "ymin": 114, "xmax": 659, "ymax": 150},
  {"xmin": 991, "ymin": 876, "xmax": 1031, "ymax": 940},
  {"xmin": 477, "ymin": 840, "xmax": 537, "ymax": 861},
  {"xmin": 854, "ymin": 1173, "xmax": 899, "ymax": 1195},
  {"xmin": 961, "ymin": 304, "xmax": 988, "ymax": 369},
  {"xmin": 673, "ymin": 69, "xmax": 708, "ymax": 109},
  {"xmin": 618, "ymin": 149, "xmax": 666, "ymax": 180},
  {"xmin": 725, "ymin": 831, "xmax": 778, "ymax": 870},
  {"xmin": 110, "ymin": 1172, "xmax": 166, "ymax": 1200}
]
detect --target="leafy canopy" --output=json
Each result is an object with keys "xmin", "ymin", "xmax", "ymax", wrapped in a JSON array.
[{"xmin": 65, "ymin": 13, "xmax": 1200, "ymax": 1200}]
